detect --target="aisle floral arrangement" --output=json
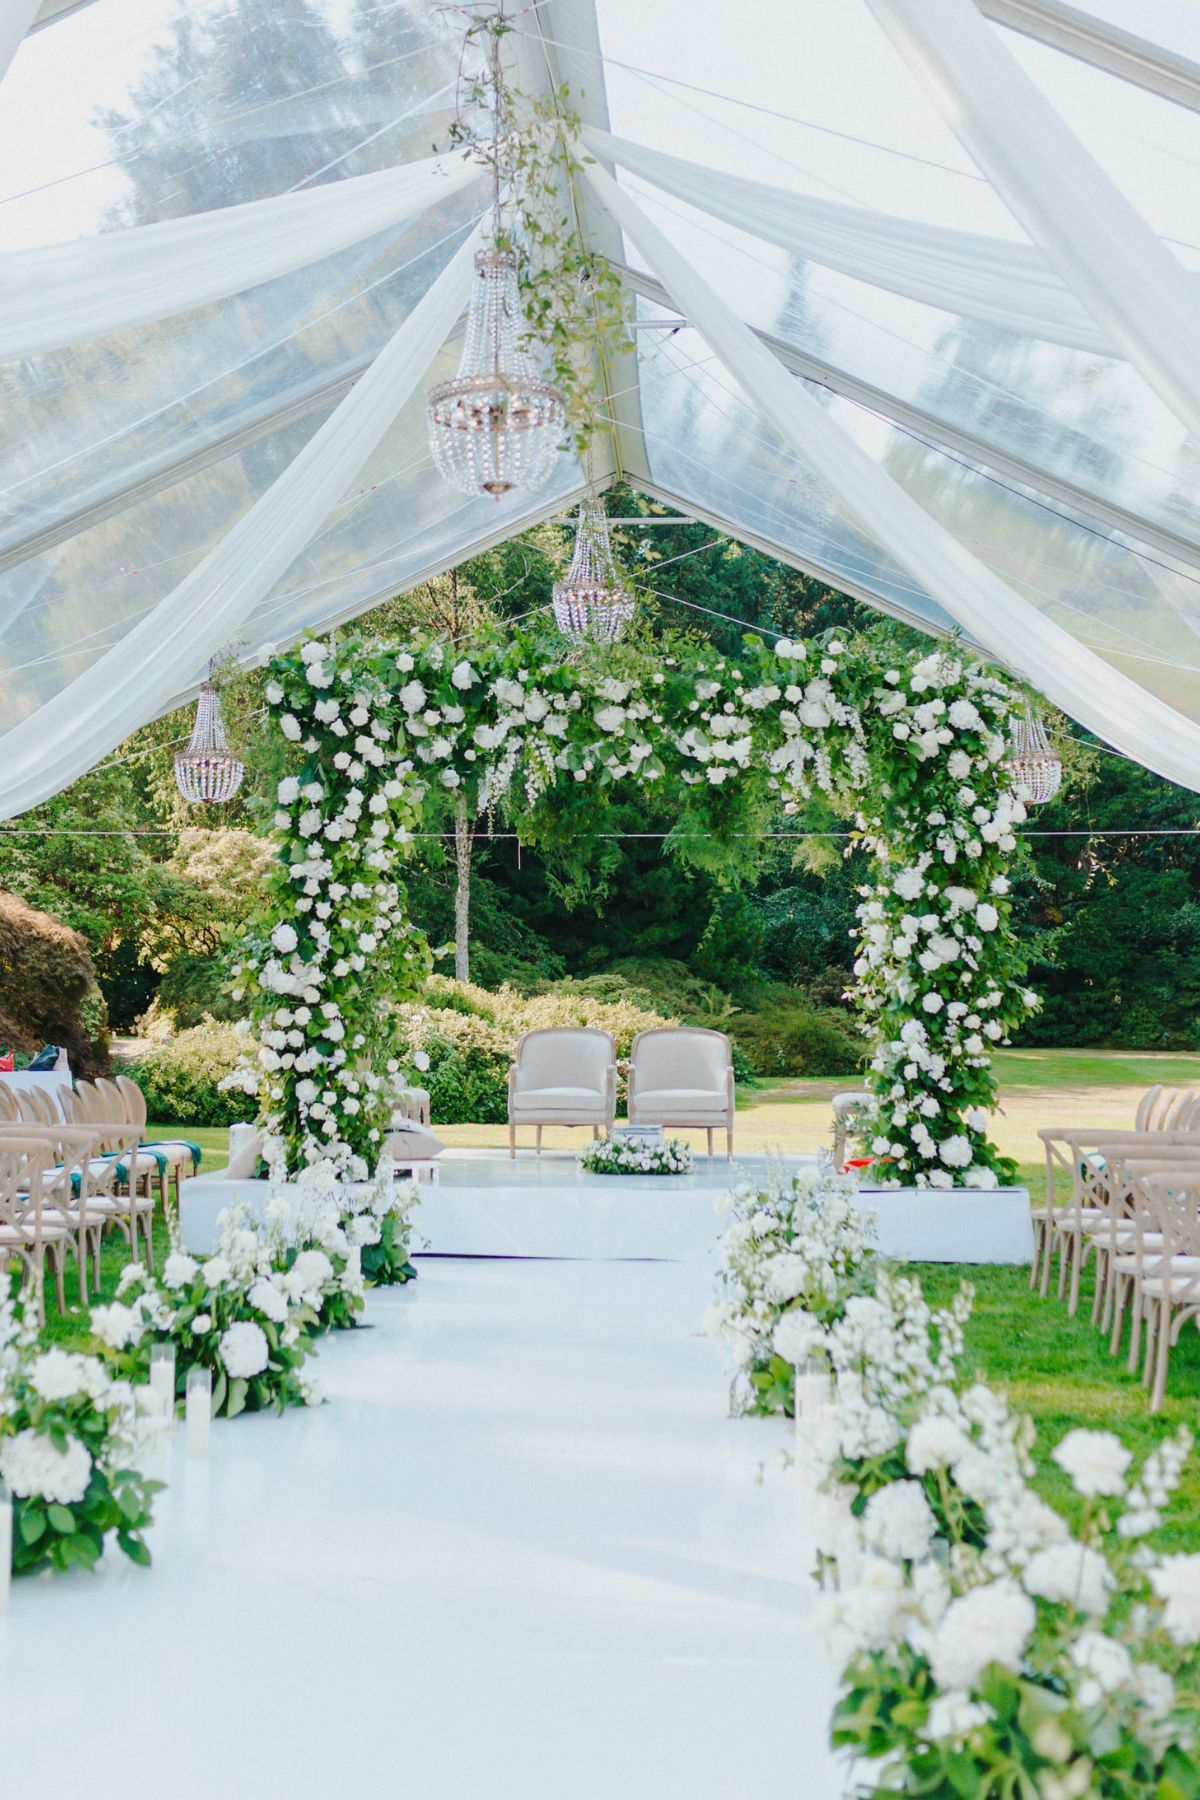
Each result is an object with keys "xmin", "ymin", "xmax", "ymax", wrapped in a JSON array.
[
  {"xmin": 223, "ymin": 626, "xmax": 1034, "ymax": 1187},
  {"xmin": 0, "ymin": 1283, "xmax": 158, "ymax": 1575},
  {"xmin": 813, "ymin": 1277, "xmax": 1200, "ymax": 1796},
  {"xmin": 578, "ymin": 1135, "xmax": 694, "ymax": 1175},
  {"xmin": 91, "ymin": 1204, "xmax": 323, "ymax": 1418},
  {"xmin": 706, "ymin": 1178, "xmax": 1200, "ymax": 1790},
  {"xmin": 704, "ymin": 1157, "xmax": 875, "ymax": 1416}
]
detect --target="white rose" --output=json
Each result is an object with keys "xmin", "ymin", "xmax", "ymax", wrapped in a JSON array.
[
  {"xmin": 974, "ymin": 904, "xmax": 999, "ymax": 932},
  {"xmin": 921, "ymin": 992, "xmax": 943, "ymax": 1014},
  {"xmin": 162, "ymin": 1251, "xmax": 199, "ymax": 1290},
  {"xmin": 280, "ymin": 715, "xmax": 302, "ymax": 741},
  {"xmin": 270, "ymin": 923, "xmax": 299, "ymax": 954},
  {"xmin": 277, "ymin": 777, "xmax": 300, "ymax": 804},
  {"xmin": 906, "ymin": 1414, "xmax": 970, "ymax": 1474},
  {"xmin": 451, "ymin": 660, "xmax": 476, "ymax": 690}
]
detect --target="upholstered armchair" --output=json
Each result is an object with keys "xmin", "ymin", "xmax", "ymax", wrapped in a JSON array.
[
  {"xmin": 627, "ymin": 1027, "xmax": 735, "ymax": 1158},
  {"xmin": 507, "ymin": 1028, "xmax": 617, "ymax": 1157}
]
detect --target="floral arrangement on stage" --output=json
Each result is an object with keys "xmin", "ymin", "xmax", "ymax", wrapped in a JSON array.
[
  {"xmin": 225, "ymin": 626, "xmax": 1035, "ymax": 1187},
  {"xmin": 704, "ymin": 1158, "xmax": 875, "ymax": 1415},
  {"xmin": 0, "ymin": 1283, "xmax": 158, "ymax": 1576},
  {"xmin": 578, "ymin": 1135, "xmax": 694, "ymax": 1176},
  {"xmin": 90, "ymin": 1205, "xmax": 324, "ymax": 1418},
  {"xmin": 807, "ymin": 1274, "xmax": 1200, "ymax": 1796}
]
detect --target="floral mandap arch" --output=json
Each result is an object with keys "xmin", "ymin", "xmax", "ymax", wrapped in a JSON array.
[{"xmin": 224, "ymin": 626, "xmax": 1037, "ymax": 1189}]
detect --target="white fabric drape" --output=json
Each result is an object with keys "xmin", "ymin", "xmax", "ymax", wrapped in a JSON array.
[
  {"xmin": 0, "ymin": 153, "xmax": 482, "ymax": 362},
  {"xmin": 0, "ymin": 0, "xmax": 42, "ymax": 91},
  {"xmin": 579, "ymin": 155, "xmax": 1200, "ymax": 793},
  {"xmin": 582, "ymin": 127, "xmax": 1117, "ymax": 357},
  {"xmin": 0, "ymin": 226, "xmax": 482, "ymax": 819},
  {"xmin": 864, "ymin": 0, "xmax": 1200, "ymax": 449}
]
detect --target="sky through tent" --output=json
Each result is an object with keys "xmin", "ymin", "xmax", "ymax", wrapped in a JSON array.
[{"xmin": 2, "ymin": 0, "xmax": 1200, "ymax": 800}]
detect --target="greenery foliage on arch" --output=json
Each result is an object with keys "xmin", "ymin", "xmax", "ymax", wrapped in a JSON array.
[{"xmin": 224, "ymin": 626, "xmax": 1038, "ymax": 1188}]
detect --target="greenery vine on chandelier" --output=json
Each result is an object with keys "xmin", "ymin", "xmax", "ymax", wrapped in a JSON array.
[
  {"xmin": 223, "ymin": 622, "xmax": 1038, "ymax": 1190},
  {"xmin": 444, "ymin": 9, "xmax": 630, "ymax": 457}
]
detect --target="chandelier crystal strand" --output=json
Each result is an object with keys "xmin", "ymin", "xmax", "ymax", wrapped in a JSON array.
[
  {"xmin": 426, "ymin": 5, "xmax": 567, "ymax": 499},
  {"xmin": 1003, "ymin": 704, "xmax": 1062, "ymax": 805},
  {"xmin": 174, "ymin": 681, "xmax": 245, "ymax": 804},
  {"xmin": 552, "ymin": 499, "xmax": 635, "ymax": 641}
]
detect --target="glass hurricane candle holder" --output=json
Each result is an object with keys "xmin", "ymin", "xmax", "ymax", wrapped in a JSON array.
[
  {"xmin": 149, "ymin": 1342, "xmax": 176, "ymax": 1412},
  {"xmin": 186, "ymin": 1366, "xmax": 212, "ymax": 1459}
]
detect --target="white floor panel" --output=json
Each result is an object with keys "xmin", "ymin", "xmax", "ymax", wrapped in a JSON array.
[{"xmin": 0, "ymin": 1259, "xmax": 838, "ymax": 1799}]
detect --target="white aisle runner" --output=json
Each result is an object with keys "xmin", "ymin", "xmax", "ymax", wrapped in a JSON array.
[{"xmin": 0, "ymin": 1260, "xmax": 840, "ymax": 1799}]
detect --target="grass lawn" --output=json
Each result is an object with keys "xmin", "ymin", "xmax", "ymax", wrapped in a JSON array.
[{"xmin": 915, "ymin": 1262, "xmax": 1200, "ymax": 1547}]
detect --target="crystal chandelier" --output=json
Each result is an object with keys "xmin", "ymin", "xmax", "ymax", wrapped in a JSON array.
[
  {"xmin": 1003, "ymin": 705, "xmax": 1062, "ymax": 805},
  {"xmin": 552, "ymin": 499, "xmax": 634, "ymax": 642},
  {"xmin": 426, "ymin": 7, "xmax": 566, "ymax": 500},
  {"xmin": 174, "ymin": 681, "xmax": 244, "ymax": 805}
]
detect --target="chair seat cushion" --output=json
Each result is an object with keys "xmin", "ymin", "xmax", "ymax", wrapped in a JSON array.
[
  {"xmin": 632, "ymin": 1088, "xmax": 727, "ymax": 1110},
  {"xmin": 510, "ymin": 1086, "xmax": 609, "ymax": 1118}
]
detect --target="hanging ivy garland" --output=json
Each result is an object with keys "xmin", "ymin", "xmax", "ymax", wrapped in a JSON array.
[{"xmin": 223, "ymin": 627, "xmax": 1037, "ymax": 1190}]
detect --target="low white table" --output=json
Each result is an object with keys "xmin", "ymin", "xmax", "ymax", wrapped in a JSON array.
[
  {"xmin": 0, "ymin": 1070, "xmax": 72, "ymax": 1108},
  {"xmin": 177, "ymin": 1158, "xmax": 1033, "ymax": 1265}
]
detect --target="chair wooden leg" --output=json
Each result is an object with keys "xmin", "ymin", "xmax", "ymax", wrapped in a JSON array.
[
  {"xmin": 509, "ymin": 1123, "xmax": 516, "ymax": 1160},
  {"xmin": 1128, "ymin": 1288, "xmax": 1145, "ymax": 1375},
  {"xmin": 1109, "ymin": 1274, "xmax": 1128, "ymax": 1356},
  {"xmin": 1151, "ymin": 1300, "xmax": 1172, "ymax": 1411},
  {"xmin": 1029, "ymin": 1221, "xmax": 1043, "ymax": 1289},
  {"xmin": 706, "ymin": 1127, "xmax": 713, "ymax": 1160},
  {"xmin": 1090, "ymin": 1248, "xmax": 1106, "ymax": 1327},
  {"xmin": 1142, "ymin": 1302, "xmax": 1157, "ymax": 1388},
  {"xmin": 536, "ymin": 1125, "xmax": 542, "ymax": 1158},
  {"xmin": 1039, "ymin": 1228, "xmax": 1054, "ymax": 1298},
  {"xmin": 593, "ymin": 1126, "xmax": 600, "ymax": 1140},
  {"xmin": 1067, "ymin": 1237, "xmax": 1083, "ymax": 1317}
]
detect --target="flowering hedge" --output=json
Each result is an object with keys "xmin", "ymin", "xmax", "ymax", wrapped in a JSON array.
[{"xmin": 224, "ymin": 627, "xmax": 1034, "ymax": 1184}]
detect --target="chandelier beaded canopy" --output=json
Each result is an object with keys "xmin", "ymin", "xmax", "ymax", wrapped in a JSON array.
[
  {"xmin": 425, "ymin": 5, "xmax": 566, "ymax": 501},
  {"xmin": 174, "ymin": 681, "xmax": 245, "ymax": 805},
  {"xmin": 427, "ymin": 247, "xmax": 567, "ymax": 499},
  {"xmin": 1003, "ymin": 704, "xmax": 1062, "ymax": 805},
  {"xmin": 552, "ymin": 499, "xmax": 635, "ymax": 642}
]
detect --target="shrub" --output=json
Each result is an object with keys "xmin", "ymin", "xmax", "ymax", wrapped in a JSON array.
[
  {"xmin": 726, "ymin": 1003, "xmax": 864, "ymax": 1079},
  {"xmin": 121, "ymin": 1017, "xmax": 250, "ymax": 1127},
  {"xmin": 0, "ymin": 889, "xmax": 110, "ymax": 1076}
]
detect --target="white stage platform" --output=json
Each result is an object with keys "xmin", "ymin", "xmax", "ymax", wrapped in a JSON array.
[
  {"xmin": 179, "ymin": 1153, "xmax": 1032, "ymax": 1264},
  {"xmin": 0, "ymin": 1259, "xmax": 840, "ymax": 1800}
]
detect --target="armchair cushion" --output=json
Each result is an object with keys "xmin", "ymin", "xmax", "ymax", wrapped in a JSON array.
[{"xmin": 508, "ymin": 1028, "xmax": 616, "ymax": 1127}]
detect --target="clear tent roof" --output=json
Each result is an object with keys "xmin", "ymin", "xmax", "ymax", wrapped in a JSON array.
[{"xmin": 3, "ymin": 0, "xmax": 1200, "ymax": 776}]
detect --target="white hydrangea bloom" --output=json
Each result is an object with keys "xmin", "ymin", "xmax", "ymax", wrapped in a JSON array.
[
  {"xmin": 1022, "ymin": 1543, "xmax": 1113, "ymax": 1616},
  {"xmin": 219, "ymin": 1321, "xmax": 270, "ymax": 1379},
  {"xmin": 1052, "ymin": 1429, "xmax": 1132, "ymax": 1497},
  {"xmin": 862, "ymin": 1480, "xmax": 937, "ymax": 1562},
  {"xmin": 0, "ymin": 1428, "xmax": 92, "ymax": 1504},
  {"xmin": 929, "ymin": 1580, "xmax": 1034, "ymax": 1689}
]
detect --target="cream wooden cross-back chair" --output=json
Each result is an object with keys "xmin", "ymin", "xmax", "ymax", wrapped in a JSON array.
[
  {"xmin": 0, "ymin": 1121, "xmax": 121, "ymax": 1303},
  {"xmin": 1125, "ymin": 1170, "xmax": 1200, "ymax": 1412},
  {"xmin": 115, "ymin": 1074, "xmax": 197, "ymax": 1209},
  {"xmin": 1050, "ymin": 1136, "xmax": 1200, "ymax": 1324},
  {"xmin": 1035, "ymin": 1085, "xmax": 1200, "ymax": 1299},
  {"xmin": 0, "ymin": 1136, "xmax": 70, "ymax": 1323}
]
